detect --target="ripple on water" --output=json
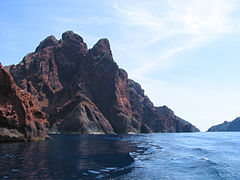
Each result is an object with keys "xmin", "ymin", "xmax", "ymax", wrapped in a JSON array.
[
  {"xmin": 10, "ymin": 169, "xmax": 19, "ymax": 173},
  {"xmin": 5, "ymin": 154, "xmax": 15, "ymax": 158},
  {"xmin": 1, "ymin": 133, "xmax": 240, "ymax": 179},
  {"xmin": 192, "ymin": 147, "xmax": 211, "ymax": 155},
  {"xmin": 197, "ymin": 157, "xmax": 224, "ymax": 179},
  {"xmin": 96, "ymin": 175, "xmax": 104, "ymax": 179},
  {"xmin": 80, "ymin": 165, "xmax": 135, "ymax": 179},
  {"xmin": 200, "ymin": 157, "xmax": 217, "ymax": 166},
  {"xmin": 87, "ymin": 170, "xmax": 101, "ymax": 174},
  {"xmin": 105, "ymin": 167, "xmax": 117, "ymax": 170}
]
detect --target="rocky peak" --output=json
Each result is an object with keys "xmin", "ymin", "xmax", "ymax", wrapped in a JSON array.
[
  {"xmin": 91, "ymin": 38, "xmax": 112, "ymax": 56},
  {"xmin": 35, "ymin": 35, "xmax": 58, "ymax": 52},
  {"xmin": 159, "ymin": 105, "xmax": 172, "ymax": 112},
  {"xmin": 5, "ymin": 31, "xmax": 200, "ymax": 135},
  {"xmin": 61, "ymin": 31, "xmax": 88, "ymax": 55},
  {"xmin": 62, "ymin": 30, "xmax": 84, "ymax": 43}
]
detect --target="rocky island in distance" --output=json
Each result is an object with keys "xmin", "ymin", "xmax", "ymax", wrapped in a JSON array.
[
  {"xmin": 208, "ymin": 117, "xmax": 240, "ymax": 132},
  {"xmin": 0, "ymin": 30, "xmax": 199, "ymax": 142}
]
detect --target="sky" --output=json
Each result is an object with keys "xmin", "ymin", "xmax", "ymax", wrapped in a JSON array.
[{"xmin": 1, "ymin": 0, "xmax": 240, "ymax": 131}]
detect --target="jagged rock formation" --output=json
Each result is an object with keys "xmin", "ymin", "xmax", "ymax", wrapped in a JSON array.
[
  {"xmin": 208, "ymin": 117, "xmax": 240, "ymax": 132},
  {"xmin": 176, "ymin": 117, "xmax": 199, "ymax": 132},
  {"xmin": 5, "ymin": 31, "xmax": 199, "ymax": 134},
  {"xmin": 0, "ymin": 64, "xmax": 49, "ymax": 142}
]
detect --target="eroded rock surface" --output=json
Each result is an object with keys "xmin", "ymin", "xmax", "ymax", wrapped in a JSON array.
[
  {"xmin": 0, "ymin": 64, "xmax": 49, "ymax": 142},
  {"xmin": 6, "ymin": 31, "xmax": 199, "ymax": 133}
]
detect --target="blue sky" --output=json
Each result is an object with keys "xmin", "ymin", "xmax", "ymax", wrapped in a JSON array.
[{"xmin": 1, "ymin": 0, "xmax": 240, "ymax": 131}]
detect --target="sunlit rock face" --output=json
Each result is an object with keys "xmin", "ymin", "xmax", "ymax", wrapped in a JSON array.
[
  {"xmin": 6, "ymin": 31, "xmax": 199, "ymax": 134},
  {"xmin": 0, "ymin": 64, "xmax": 49, "ymax": 142}
]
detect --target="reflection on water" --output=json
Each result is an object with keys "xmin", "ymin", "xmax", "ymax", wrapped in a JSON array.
[
  {"xmin": 0, "ymin": 134, "xmax": 137, "ymax": 179},
  {"xmin": 1, "ymin": 133, "xmax": 240, "ymax": 179}
]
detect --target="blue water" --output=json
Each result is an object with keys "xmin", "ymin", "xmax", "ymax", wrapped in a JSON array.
[{"xmin": 0, "ymin": 132, "xmax": 240, "ymax": 179}]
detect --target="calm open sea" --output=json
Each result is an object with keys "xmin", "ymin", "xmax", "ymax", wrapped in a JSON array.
[{"xmin": 0, "ymin": 132, "xmax": 240, "ymax": 179}]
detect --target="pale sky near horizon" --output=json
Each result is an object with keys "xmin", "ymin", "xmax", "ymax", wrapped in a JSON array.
[{"xmin": 1, "ymin": 0, "xmax": 240, "ymax": 131}]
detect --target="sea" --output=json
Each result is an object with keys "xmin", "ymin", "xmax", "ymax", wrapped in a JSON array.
[{"xmin": 0, "ymin": 132, "xmax": 240, "ymax": 179}]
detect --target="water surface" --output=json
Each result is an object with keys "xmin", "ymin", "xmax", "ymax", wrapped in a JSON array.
[{"xmin": 0, "ymin": 132, "xmax": 240, "ymax": 179}]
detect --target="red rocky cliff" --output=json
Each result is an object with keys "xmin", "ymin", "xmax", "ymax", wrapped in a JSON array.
[
  {"xmin": 0, "ymin": 64, "xmax": 49, "ymax": 142},
  {"xmin": 6, "ymin": 31, "xmax": 199, "ymax": 134}
]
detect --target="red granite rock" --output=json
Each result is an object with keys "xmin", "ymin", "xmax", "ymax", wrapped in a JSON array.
[
  {"xmin": 0, "ymin": 63, "xmax": 49, "ymax": 142},
  {"xmin": 6, "ymin": 31, "xmax": 199, "ymax": 134}
]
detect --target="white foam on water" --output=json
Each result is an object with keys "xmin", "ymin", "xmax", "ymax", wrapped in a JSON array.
[
  {"xmin": 88, "ymin": 170, "xmax": 100, "ymax": 174},
  {"xmin": 100, "ymin": 169, "xmax": 110, "ymax": 172},
  {"xmin": 106, "ymin": 167, "xmax": 117, "ymax": 170}
]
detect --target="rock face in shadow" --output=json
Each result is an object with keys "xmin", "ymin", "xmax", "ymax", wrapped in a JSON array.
[
  {"xmin": 5, "ymin": 31, "xmax": 199, "ymax": 134},
  {"xmin": 0, "ymin": 64, "xmax": 49, "ymax": 142},
  {"xmin": 208, "ymin": 117, "xmax": 240, "ymax": 132}
]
